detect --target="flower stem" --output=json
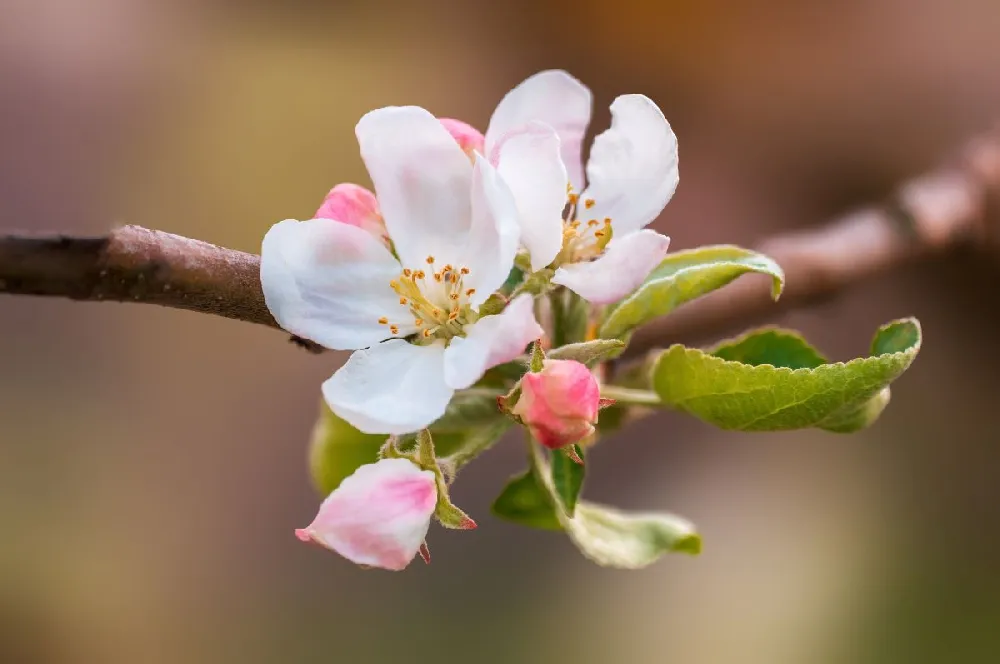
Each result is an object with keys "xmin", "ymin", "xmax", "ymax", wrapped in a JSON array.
[{"xmin": 599, "ymin": 386, "xmax": 663, "ymax": 407}]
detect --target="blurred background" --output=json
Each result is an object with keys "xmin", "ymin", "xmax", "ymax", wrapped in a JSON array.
[{"xmin": 2, "ymin": 0, "xmax": 1000, "ymax": 662}]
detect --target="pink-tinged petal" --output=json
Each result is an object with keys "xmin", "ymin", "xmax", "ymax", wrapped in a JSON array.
[
  {"xmin": 260, "ymin": 218, "xmax": 411, "ymax": 350},
  {"xmin": 356, "ymin": 106, "xmax": 473, "ymax": 270},
  {"xmin": 459, "ymin": 154, "xmax": 521, "ymax": 306},
  {"xmin": 296, "ymin": 458, "xmax": 438, "ymax": 571},
  {"xmin": 496, "ymin": 121, "xmax": 568, "ymax": 271},
  {"xmin": 580, "ymin": 95, "xmax": 679, "ymax": 236},
  {"xmin": 439, "ymin": 118, "xmax": 485, "ymax": 159},
  {"xmin": 314, "ymin": 183, "xmax": 388, "ymax": 244},
  {"xmin": 442, "ymin": 294, "xmax": 542, "ymax": 390},
  {"xmin": 485, "ymin": 70, "xmax": 592, "ymax": 191},
  {"xmin": 513, "ymin": 359, "xmax": 601, "ymax": 449},
  {"xmin": 552, "ymin": 230, "xmax": 670, "ymax": 305},
  {"xmin": 322, "ymin": 339, "xmax": 453, "ymax": 434}
]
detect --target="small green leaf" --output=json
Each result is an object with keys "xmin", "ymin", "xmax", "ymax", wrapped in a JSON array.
[
  {"xmin": 529, "ymin": 340, "xmax": 545, "ymax": 372},
  {"xmin": 491, "ymin": 469, "xmax": 562, "ymax": 531},
  {"xmin": 438, "ymin": 418, "xmax": 512, "ymax": 472},
  {"xmin": 550, "ymin": 288, "xmax": 590, "ymax": 346},
  {"xmin": 565, "ymin": 504, "xmax": 702, "ymax": 569},
  {"xmin": 429, "ymin": 389, "xmax": 505, "ymax": 433},
  {"xmin": 651, "ymin": 318, "xmax": 922, "ymax": 432},
  {"xmin": 551, "ymin": 446, "xmax": 585, "ymax": 516},
  {"xmin": 599, "ymin": 245, "xmax": 785, "ymax": 339},
  {"xmin": 308, "ymin": 404, "xmax": 386, "ymax": 496},
  {"xmin": 547, "ymin": 339, "xmax": 626, "ymax": 365}
]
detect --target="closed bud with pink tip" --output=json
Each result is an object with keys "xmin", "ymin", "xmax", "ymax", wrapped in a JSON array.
[{"xmin": 513, "ymin": 359, "xmax": 601, "ymax": 449}]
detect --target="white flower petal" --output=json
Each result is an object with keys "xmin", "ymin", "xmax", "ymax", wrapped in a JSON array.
[
  {"xmin": 322, "ymin": 340, "xmax": 453, "ymax": 434},
  {"xmin": 296, "ymin": 458, "xmax": 437, "ymax": 571},
  {"xmin": 356, "ymin": 106, "xmax": 473, "ymax": 269},
  {"xmin": 552, "ymin": 230, "xmax": 670, "ymax": 304},
  {"xmin": 260, "ymin": 218, "xmax": 411, "ymax": 350},
  {"xmin": 459, "ymin": 154, "xmax": 521, "ymax": 307},
  {"xmin": 580, "ymin": 95, "xmax": 679, "ymax": 236},
  {"xmin": 443, "ymin": 294, "xmax": 543, "ymax": 390},
  {"xmin": 496, "ymin": 122, "xmax": 568, "ymax": 271},
  {"xmin": 485, "ymin": 70, "xmax": 592, "ymax": 191}
]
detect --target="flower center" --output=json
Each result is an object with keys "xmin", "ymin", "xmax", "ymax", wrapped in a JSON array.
[
  {"xmin": 557, "ymin": 192, "xmax": 613, "ymax": 263},
  {"xmin": 379, "ymin": 255, "xmax": 477, "ymax": 341}
]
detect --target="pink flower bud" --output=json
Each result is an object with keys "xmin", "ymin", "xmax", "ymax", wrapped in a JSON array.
[
  {"xmin": 439, "ymin": 118, "xmax": 486, "ymax": 159},
  {"xmin": 513, "ymin": 359, "xmax": 601, "ymax": 449},
  {"xmin": 314, "ymin": 183, "xmax": 389, "ymax": 244},
  {"xmin": 295, "ymin": 458, "xmax": 437, "ymax": 571}
]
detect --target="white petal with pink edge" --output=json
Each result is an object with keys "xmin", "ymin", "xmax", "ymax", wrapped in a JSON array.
[
  {"xmin": 260, "ymin": 218, "xmax": 410, "ymax": 350},
  {"xmin": 552, "ymin": 230, "xmax": 671, "ymax": 305},
  {"xmin": 485, "ymin": 70, "xmax": 592, "ymax": 191},
  {"xmin": 356, "ymin": 106, "xmax": 473, "ymax": 270},
  {"xmin": 322, "ymin": 340, "xmax": 453, "ymax": 434},
  {"xmin": 443, "ymin": 294, "xmax": 543, "ymax": 390},
  {"xmin": 496, "ymin": 122, "xmax": 568, "ymax": 271},
  {"xmin": 580, "ymin": 95, "xmax": 679, "ymax": 237},
  {"xmin": 295, "ymin": 458, "xmax": 438, "ymax": 571}
]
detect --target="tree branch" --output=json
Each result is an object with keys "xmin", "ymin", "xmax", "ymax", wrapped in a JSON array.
[
  {"xmin": 624, "ymin": 122, "xmax": 1000, "ymax": 357},
  {"xmin": 1, "ymin": 125, "xmax": 998, "ymax": 357}
]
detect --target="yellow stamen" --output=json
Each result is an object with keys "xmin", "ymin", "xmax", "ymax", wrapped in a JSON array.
[
  {"xmin": 587, "ymin": 219, "xmax": 599, "ymax": 227},
  {"xmin": 584, "ymin": 199, "xmax": 595, "ymax": 209},
  {"xmin": 568, "ymin": 193, "xmax": 579, "ymax": 205},
  {"xmin": 402, "ymin": 268, "xmax": 412, "ymax": 277},
  {"xmin": 399, "ymin": 297, "xmax": 407, "ymax": 305},
  {"xmin": 423, "ymin": 329, "xmax": 433, "ymax": 337},
  {"xmin": 389, "ymin": 325, "xmax": 399, "ymax": 334},
  {"xmin": 465, "ymin": 288, "xmax": 476, "ymax": 297},
  {"xmin": 426, "ymin": 256, "xmax": 435, "ymax": 264},
  {"xmin": 414, "ymin": 318, "xmax": 424, "ymax": 326},
  {"xmin": 378, "ymin": 317, "xmax": 388, "ymax": 325},
  {"xmin": 460, "ymin": 267, "xmax": 470, "ymax": 275}
]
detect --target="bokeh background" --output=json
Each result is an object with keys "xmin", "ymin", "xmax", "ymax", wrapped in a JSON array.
[{"xmin": 3, "ymin": 1, "xmax": 1000, "ymax": 662}]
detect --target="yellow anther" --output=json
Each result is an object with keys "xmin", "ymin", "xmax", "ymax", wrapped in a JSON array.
[
  {"xmin": 443, "ymin": 264, "xmax": 454, "ymax": 272},
  {"xmin": 465, "ymin": 288, "xmax": 476, "ymax": 297},
  {"xmin": 423, "ymin": 329, "xmax": 433, "ymax": 337},
  {"xmin": 448, "ymin": 311, "xmax": 459, "ymax": 321},
  {"xmin": 449, "ymin": 273, "xmax": 459, "ymax": 283},
  {"xmin": 584, "ymin": 198, "xmax": 595, "ymax": 209},
  {"xmin": 378, "ymin": 317, "xmax": 389, "ymax": 325},
  {"xmin": 434, "ymin": 273, "xmax": 443, "ymax": 282},
  {"xmin": 594, "ymin": 231, "xmax": 605, "ymax": 237},
  {"xmin": 399, "ymin": 297, "xmax": 407, "ymax": 305},
  {"xmin": 604, "ymin": 217, "xmax": 612, "ymax": 224},
  {"xmin": 587, "ymin": 219, "xmax": 599, "ymax": 227},
  {"xmin": 426, "ymin": 256, "xmax": 435, "ymax": 264},
  {"xmin": 389, "ymin": 325, "xmax": 399, "ymax": 334},
  {"xmin": 414, "ymin": 270, "xmax": 425, "ymax": 279},
  {"xmin": 403, "ymin": 268, "xmax": 412, "ymax": 277},
  {"xmin": 414, "ymin": 318, "xmax": 424, "ymax": 326},
  {"xmin": 568, "ymin": 193, "xmax": 579, "ymax": 204},
  {"xmin": 449, "ymin": 293, "xmax": 459, "ymax": 300},
  {"xmin": 460, "ymin": 267, "xmax": 470, "ymax": 275}
]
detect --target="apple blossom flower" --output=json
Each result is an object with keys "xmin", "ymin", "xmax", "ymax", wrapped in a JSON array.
[
  {"xmin": 513, "ymin": 359, "xmax": 601, "ymax": 449},
  {"xmin": 261, "ymin": 106, "xmax": 543, "ymax": 435},
  {"xmin": 448, "ymin": 70, "xmax": 679, "ymax": 303},
  {"xmin": 295, "ymin": 458, "xmax": 437, "ymax": 571}
]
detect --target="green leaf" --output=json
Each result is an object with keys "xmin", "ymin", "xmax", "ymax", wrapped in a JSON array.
[
  {"xmin": 429, "ymin": 389, "xmax": 505, "ymax": 433},
  {"xmin": 551, "ymin": 446, "xmax": 585, "ymax": 516},
  {"xmin": 550, "ymin": 288, "xmax": 590, "ymax": 346},
  {"xmin": 564, "ymin": 504, "xmax": 702, "ymax": 568},
  {"xmin": 651, "ymin": 318, "xmax": 922, "ymax": 432},
  {"xmin": 548, "ymin": 339, "xmax": 626, "ymax": 365},
  {"xmin": 308, "ymin": 404, "xmax": 386, "ymax": 496},
  {"xmin": 599, "ymin": 245, "xmax": 785, "ymax": 339},
  {"xmin": 710, "ymin": 327, "xmax": 827, "ymax": 369},
  {"xmin": 438, "ymin": 418, "xmax": 512, "ymax": 472},
  {"xmin": 491, "ymin": 469, "xmax": 562, "ymax": 531}
]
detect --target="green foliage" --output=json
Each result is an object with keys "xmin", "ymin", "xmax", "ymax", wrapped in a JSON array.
[
  {"xmin": 551, "ymin": 446, "xmax": 585, "ymax": 516},
  {"xmin": 491, "ymin": 469, "xmax": 562, "ymax": 531},
  {"xmin": 651, "ymin": 318, "xmax": 922, "ymax": 432},
  {"xmin": 492, "ymin": 446, "xmax": 700, "ymax": 568},
  {"xmin": 550, "ymin": 288, "xmax": 590, "ymax": 346},
  {"xmin": 310, "ymin": 397, "xmax": 511, "ymax": 495},
  {"xmin": 599, "ymin": 245, "xmax": 785, "ymax": 339},
  {"xmin": 547, "ymin": 339, "xmax": 626, "ymax": 365}
]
